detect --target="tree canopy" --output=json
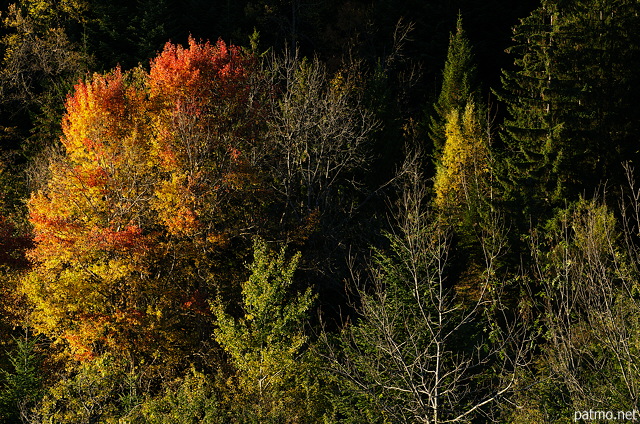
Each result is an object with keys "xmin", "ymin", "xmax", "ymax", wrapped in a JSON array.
[{"xmin": 4, "ymin": 1, "xmax": 640, "ymax": 422}]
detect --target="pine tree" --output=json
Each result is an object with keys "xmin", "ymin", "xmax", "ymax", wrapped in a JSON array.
[{"xmin": 429, "ymin": 14, "xmax": 479, "ymax": 159}]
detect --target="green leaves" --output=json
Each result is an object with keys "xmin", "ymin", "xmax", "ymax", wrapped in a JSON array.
[
  {"xmin": 138, "ymin": 369, "xmax": 227, "ymax": 424},
  {"xmin": 430, "ymin": 14, "xmax": 479, "ymax": 160},
  {"xmin": 213, "ymin": 238, "xmax": 319, "ymax": 421}
]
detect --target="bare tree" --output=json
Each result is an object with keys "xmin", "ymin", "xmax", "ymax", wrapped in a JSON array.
[
  {"xmin": 320, "ymin": 150, "xmax": 529, "ymax": 423},
  {"xmin": 265, "ymin": 50, "xmax": 377, "ymax": 227}
]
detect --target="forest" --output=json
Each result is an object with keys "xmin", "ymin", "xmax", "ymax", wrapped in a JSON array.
[{"xmin": 0, "ymin": 0, "xmax": 639, "ymax": 422}]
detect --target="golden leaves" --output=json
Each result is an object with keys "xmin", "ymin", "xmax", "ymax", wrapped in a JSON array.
[
  {"xmin": 434, "ymin": 102, "xmax": 490, "ymax": 219},
  {"xmin": 23, "ymin": 38, "xmax": 264, "ymax": 358}
]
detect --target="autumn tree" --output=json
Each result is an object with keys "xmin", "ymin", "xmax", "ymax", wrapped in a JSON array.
[
  {"xmin": 432, "ymin": 97, "xmax": 495, "ymax": 297},
  {"xmin": 429, "ymin": 16, "xmax": 496, "ymax": 292},
  {"xmin": 434, "ymin": 101, "xmax": 491, "ymax": 226},
  {"xmin": 22, "ymin": 38, "xmax": 265, "ymax": 363},
  {"xmin": 23, "ymin": 67, "xmax": 158, "ymax": 360},
  {"xmin": 148, "ymin": 37, "xmax": 263, "ymax": 243},
  {"xmin": 146, "ymin": 38, "xmax": 271, "ymax": 339}
]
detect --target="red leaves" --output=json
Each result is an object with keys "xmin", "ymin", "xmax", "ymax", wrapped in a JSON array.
[
  {"xmin": 228, "ymin": 146, "xmax": 242, "ymax": 162},
  {"xmin": 29, "ymin": 212, "xmax": 82, "ymax": 248},
  {"xmin": 88, "ymin": 224, "xmax": 150, "ymax": 253},
  {"xmin": 150, "ymin": 37, "xmax": 249, "ymax": 105},
  {"xmin": 68, "ymin": 164, "xmax": 110, "ymax": 190},
  {"xmin": 84, "ymin": 166, "xmax": 109, "ymax": 188},
  {"xmin": 30, "ymin": 37, "xmax": 260, "ymax": 262},
  {"xmin": 63, "ymin": 69, "xmax": 128, "ymax": 152},
  {"xmin": 149, "ymin": 37, "xmax": 257, "ymax": 156},
  {"xmin": 25, "ymin": 37, "xmax": 265, "ymax": 360},
  {"xmin": 182, "ymin": 289, "xmax": 210, "ymax": 315}
]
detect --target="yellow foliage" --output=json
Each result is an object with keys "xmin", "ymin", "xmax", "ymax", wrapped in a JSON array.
[
  {"xmin": 21, "ymin": 39, "xmax": 265, "ymax": 363},
  {"xmin": 22, "ymin": 0, "xmax": 89, "ymax": 25},
  {"xmin": 22, "ymin": 69, "xmax": 158, "ymax": 356},
  {"xmin": 434, "ymin": 102, "xmax": 490, "ymax": 221}
]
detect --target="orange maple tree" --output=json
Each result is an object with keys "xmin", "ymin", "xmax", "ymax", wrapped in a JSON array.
[
  {"xmin": 148, "ymin": 37, "xmax": 262, "ymax": 240},
  {"xmin": 23, "ymin": 38, "xmax": 266, "ymax": 361}
]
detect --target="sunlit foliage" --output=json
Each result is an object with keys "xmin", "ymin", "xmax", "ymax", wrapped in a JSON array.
[{"xmin": 22, "ymin": 38, "xmax": 265, "ymax": 362}]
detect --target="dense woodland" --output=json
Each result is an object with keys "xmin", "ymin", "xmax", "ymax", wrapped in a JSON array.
[{"xmin": 1, "ymin": 0, "xmax": 639, "ymax": 422}]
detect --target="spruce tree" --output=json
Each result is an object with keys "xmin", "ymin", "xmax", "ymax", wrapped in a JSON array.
[
  {"xmin": 497, "ymin": 1, "xmax": 565, "ymax": 220},
  {"xmin": 498, "ymin": 0, "xmax": 640, "ymax": 224},
  {"xmin": 429, "ymin": 14, "xmax": 479, "ymax": 160},
  {"xmin": 566, "ymin": 0, "xmax": 640, "ymax": 188}
]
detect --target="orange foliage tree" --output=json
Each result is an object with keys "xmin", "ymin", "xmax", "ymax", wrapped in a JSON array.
[
  {"xmin": 149, "ymin": 38, "xmax": 262, "ymax": 239},
  {"xmin": 22, "ymin": 38, "xmax": 266, "ymax": 362}
]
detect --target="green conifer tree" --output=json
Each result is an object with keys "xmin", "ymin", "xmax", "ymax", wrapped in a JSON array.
[
  {"xmin": 0, "ymin": 337, "xmax": 42, "ymax": 423},
  {"xmin": 429, "ymin": 14, "xmax": 479, "ymax": 159},
  {"xmin": 565, "ymin": 0, "xmax": 640, "ymax": 189},
  {"xmin": 497, "ymin": 1, "xmax": 565, "ymax": 220},
  {"xmin": 497, "ymin": 0, "xmax": 640, "ymax": 224}
]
